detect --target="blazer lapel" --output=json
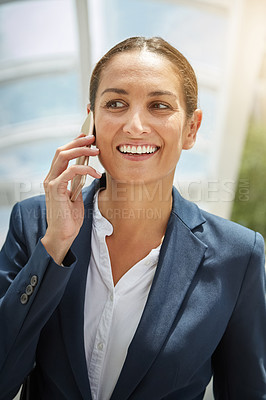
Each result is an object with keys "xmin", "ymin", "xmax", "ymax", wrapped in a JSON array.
[
  {"xmin": 58, "ymin": 179, "xmax": 101, "ymax": 400},
  {"xmin": 111, "ymin": 188, "xmax": 208, "ymax": 400}
]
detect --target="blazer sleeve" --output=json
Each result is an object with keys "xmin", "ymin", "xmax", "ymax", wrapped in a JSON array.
[
  {"xmin": 0, "ymin": 201, "xmax": 77, "ymax": 399},
  {"xmin": 212, "ymin": 231, "xmax": 266, "ymax": 399}
]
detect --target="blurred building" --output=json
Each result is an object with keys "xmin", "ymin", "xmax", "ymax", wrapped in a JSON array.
[
  {"xmin": 0, "ymin": 2, "xmax": 265, "ymax": 399},
  {"xmin": 1, "ymin": 0, "xmax": 266, "ymax": 246}
]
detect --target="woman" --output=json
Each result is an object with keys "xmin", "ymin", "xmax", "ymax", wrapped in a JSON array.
[{"xmin": 0, "ymin": 37, "xmax": 265, "ymax": 400}]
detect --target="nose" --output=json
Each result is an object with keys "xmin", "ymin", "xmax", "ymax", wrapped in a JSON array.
[{"xmin": 122, "ymin": 109, "xmax": 151, "ymax": 136}]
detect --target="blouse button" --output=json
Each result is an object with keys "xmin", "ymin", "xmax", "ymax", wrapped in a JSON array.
[{"xmin": 97, "ymin": 342, "xmax": 104, "ymax": 351}]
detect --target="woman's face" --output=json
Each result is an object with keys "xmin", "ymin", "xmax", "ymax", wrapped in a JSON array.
[{"xmin": 93, "ymin": 50, "xmax": 200, "ymax": 185}]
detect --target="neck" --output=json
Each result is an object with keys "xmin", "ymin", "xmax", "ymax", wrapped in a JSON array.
[{"xmin": 98, "ymin": 173, "xmax": 173, "ymax": 235}]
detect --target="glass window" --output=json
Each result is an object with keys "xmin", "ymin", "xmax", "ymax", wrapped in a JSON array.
[
  {"xmin": 0, "ymin": 0, "xmax": 82, "ymax": 244},
  {"xmin": 0, "ymin": 72, "xmax": 80, "ymax": 126},
  {"xmin": 97, "ymin": 0, "xmax": 229, "ymax": 70},
  {"xmin": 0, "ymin": 0, "xmax": 77, "ymax": 63}
]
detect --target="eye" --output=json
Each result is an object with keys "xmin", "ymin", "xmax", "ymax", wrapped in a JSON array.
[
  {"xmin": 150, "ymin": 102, "xmax": 171, "ymax": 110},
  {"xmin": 105, "ymin": 100, "xmax": 127, "ymax": 109}
]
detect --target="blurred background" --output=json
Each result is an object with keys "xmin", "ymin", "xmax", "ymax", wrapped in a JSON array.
[{"xmin": 0, "ymin": 1, "xmax": 265, "ymax": 398}]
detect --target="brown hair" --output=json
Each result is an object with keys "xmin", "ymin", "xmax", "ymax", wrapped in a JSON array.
[{"xmin": 89, "ymin": 36, "xmax": 198, "ymax": 118}]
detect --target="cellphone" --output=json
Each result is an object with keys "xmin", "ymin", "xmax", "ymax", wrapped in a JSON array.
[{"xmin": 70, "ymin": 111, "xmax": 94, "ymax": 202}]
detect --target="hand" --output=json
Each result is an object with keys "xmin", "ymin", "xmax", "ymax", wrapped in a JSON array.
[{"xmin": 41, "ymin": 134, "xmax": 101, "ymax": 264}]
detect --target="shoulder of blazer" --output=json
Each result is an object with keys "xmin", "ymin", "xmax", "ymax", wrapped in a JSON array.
[
  {"xmin": 171, "ymin": 185, "xmax": 263, "ymax": 258},
  {"xmin": 11, "ymin": 194, "xmax": 47, "ymax": 231}
]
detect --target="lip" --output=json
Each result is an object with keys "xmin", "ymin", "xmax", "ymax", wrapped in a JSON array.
[
  {"xmin": 116, "ymin": 143, "xmax": 160, "ymax": 161},
  {"xmin": 118, "ymin": 142, "xmax": 159, "ymax": 147}
]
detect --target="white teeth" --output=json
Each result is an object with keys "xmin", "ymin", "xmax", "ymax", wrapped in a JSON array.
[{"xmin": 119, "ymin": 145, "xmax": 158, "ymax": 154}]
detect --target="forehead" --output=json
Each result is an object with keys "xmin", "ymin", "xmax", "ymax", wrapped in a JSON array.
[{"xmin": 98, "ymin": 50, "xmax": 181, "ymax": 91}]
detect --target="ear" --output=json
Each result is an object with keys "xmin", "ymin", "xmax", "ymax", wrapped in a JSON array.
[{"xmin": 182, "ymin": 109, "xmax": 202, "ymax": 150}]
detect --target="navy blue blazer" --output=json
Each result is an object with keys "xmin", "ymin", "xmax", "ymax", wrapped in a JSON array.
[{"xmin": 0, "ymin": 177, "xmax": 265, "ymax": 399}]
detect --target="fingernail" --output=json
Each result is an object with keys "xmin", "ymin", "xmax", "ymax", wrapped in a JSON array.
[{"xmin": 86, "ymin": 135, "xmax": 95, "ymax": 139}]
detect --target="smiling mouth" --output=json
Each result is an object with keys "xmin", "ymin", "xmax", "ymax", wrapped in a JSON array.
[{"xmin": 118, "ymin": 144, "xmax": 159, "ymax": 155}]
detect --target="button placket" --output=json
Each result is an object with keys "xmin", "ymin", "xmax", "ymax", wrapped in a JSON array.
[{"xmin": 88, "ymin": 292, "xmax": 115, "ymax": 398}]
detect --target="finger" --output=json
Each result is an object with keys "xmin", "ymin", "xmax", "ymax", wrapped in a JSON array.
[
  {"xmin": 45, "ymin": 165, "xmax": 102, "ymax": 201},
  {"xmin": 66, "ymin": 164, "xmax": 102, "ymax": 181},
  {"xmin": 75, "ymin": 132, "xmax": 95, "ymax": 141},
  {"xmin": 48, "ymin": 146, "xmax": 100, "ymax": 181},
  {"xmin": 49, "ymin": 135, "xmax": 96, "ymax": 168},
  {"xmin": 57, "ymin": 165, "xmax": 102, "ymax": 190},
  {"xmin": 65, "ymin": 134, "xmax": 96, "ymax": 149},
  {"xmin": 45, "ymin": 137, "xmax": 100, "ymax": 183}
]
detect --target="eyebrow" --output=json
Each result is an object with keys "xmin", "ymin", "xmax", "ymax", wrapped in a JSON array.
[
  {"xmin": 101, "ymin": 88, "xmax": 128, "ymax": 96},
  {"xmin": 100, "ymin": 88, "xmax": 177, "ymax": 98},
  {"xmin": 148, "ymin": 90, "xmax": 177, "ymax": 98}
]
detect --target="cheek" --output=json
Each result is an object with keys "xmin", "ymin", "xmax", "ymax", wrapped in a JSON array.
[
  {"xmin": 164, "ymin": 119, "xmax": 185, "ymax": 144},
  {"xmin": 163, "ymin": 123, "xmax": 187, "ymax": 164},
  {"xmin": 95, "ymin": 114, "xmax": 117, "ymax": 139},
  {"xmin": 94, "ymin": 129, "xmax": 115, "ymax": 162},
  {"xmin": 94, "ymin": 119, "xmax": 108, "ymax": 145}
]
